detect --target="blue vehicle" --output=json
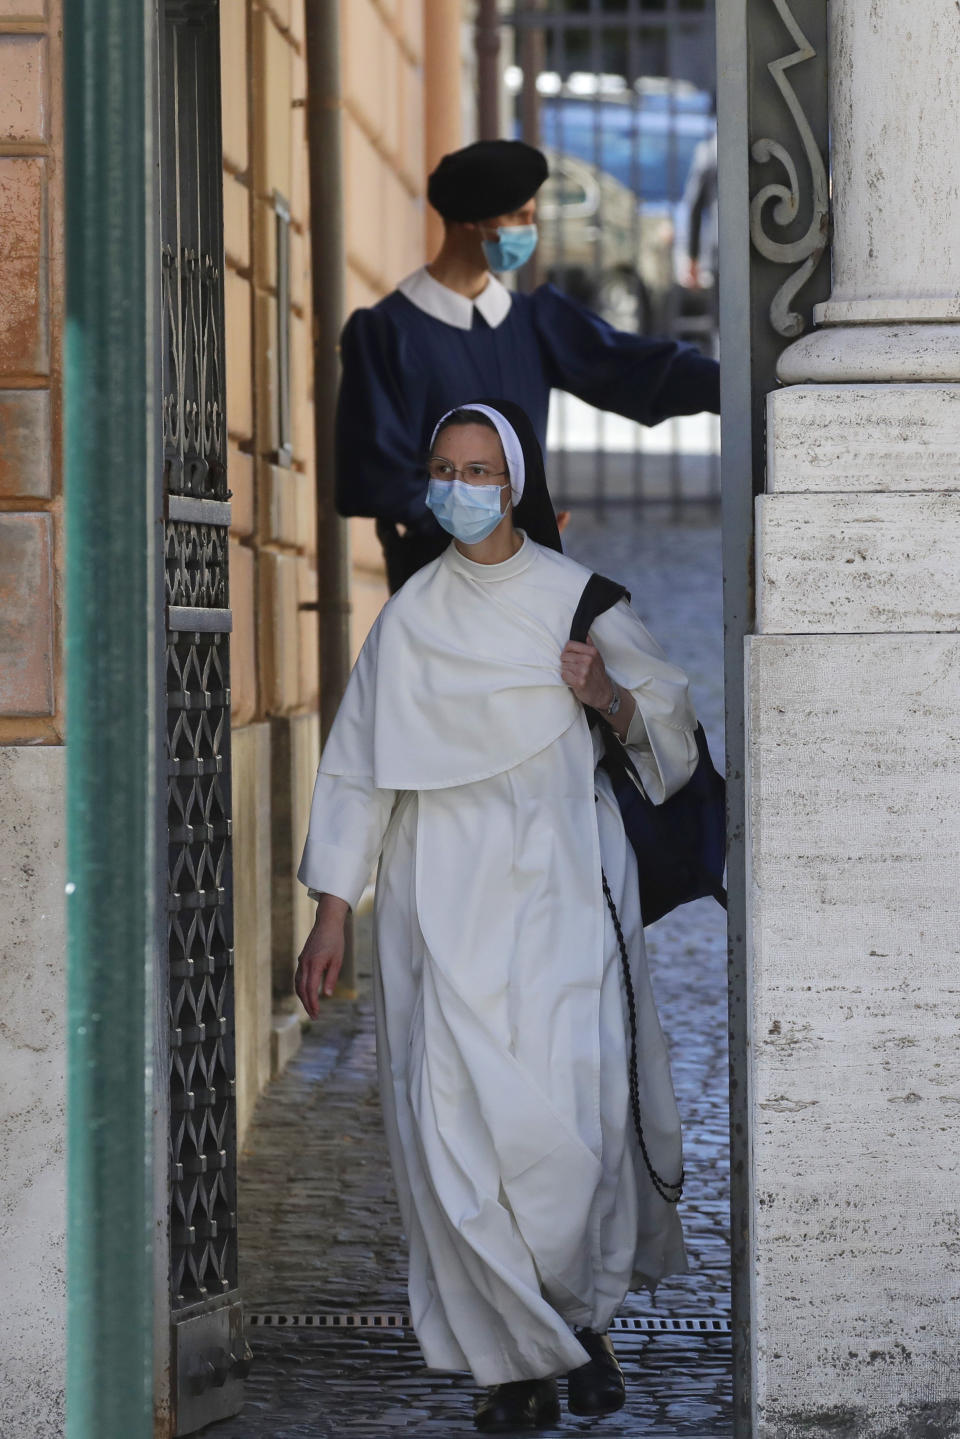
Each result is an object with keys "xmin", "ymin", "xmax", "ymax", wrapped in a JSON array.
[
  {"xmin": 538, "ymin": 87, "xmax": 714, "ymax": 205},
  {"xmin": 515, "ymin": 82, "xmax": 716, "ymax": 336}
]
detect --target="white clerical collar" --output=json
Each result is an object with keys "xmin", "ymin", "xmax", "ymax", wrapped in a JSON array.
[
  {"xmin": 443, "ymin": 532, "xmax": 537, "ymax": 582},
  {"xmin": 396, "ymin": 266, "xmax": 513, "ymax": 331}
]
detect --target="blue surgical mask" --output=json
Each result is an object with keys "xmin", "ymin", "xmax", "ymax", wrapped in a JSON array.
[
  {"xmin": 426, "ymin": 477, "xmax": 509, "ymax": 544},
  {"xmin": 481, "ymin": 223, "xmax": 539, "ymax": 273}
]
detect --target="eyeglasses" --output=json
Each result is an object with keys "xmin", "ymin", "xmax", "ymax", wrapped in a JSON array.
[{"xmin": 426, "ymin": 456, "xmax": 509, "ymax": 484}]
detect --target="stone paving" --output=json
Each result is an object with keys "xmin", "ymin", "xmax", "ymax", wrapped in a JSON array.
[{"xmin": 206, "ymin": 513, "xmax": 731, "ymax": 1438}]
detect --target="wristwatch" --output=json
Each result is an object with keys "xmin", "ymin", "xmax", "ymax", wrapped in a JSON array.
[{"xmin": 603, "ymin": 683, "xmax": 621, "ymax": 719}]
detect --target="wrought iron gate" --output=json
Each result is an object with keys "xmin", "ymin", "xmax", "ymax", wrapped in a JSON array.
[
  {"xmin": 159, "ymin": 2, "xmax": 246, "ymax": 1431},
  {"xmin": 508, "ymin": 0, "xmax": 720, "ymax": 513}
]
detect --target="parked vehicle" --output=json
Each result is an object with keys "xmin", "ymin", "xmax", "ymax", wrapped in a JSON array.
[
  {"xmin": 516, "ymin": 80, "xmax": 716, "ymax": 337},
  {"xmin": 536, "ymin": 149, "xmax": 675, "ymax": 335}
]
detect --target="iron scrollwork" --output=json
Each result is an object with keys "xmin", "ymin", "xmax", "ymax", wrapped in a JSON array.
[
  {"xmin": 165, "ymin": 521, "xmax": 229, "ymax": 610},
  {"xmin": 749, "ymin": 0, "xmax": 829, "ymax": 337},
  {"xmin": 162, "ymin": 244, "xmax": 226, "ymax": 499}
]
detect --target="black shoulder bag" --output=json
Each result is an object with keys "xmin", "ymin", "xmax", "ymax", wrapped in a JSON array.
[
  {"xmin": 570, "ymin": 573, "xmax": 727, "ymax": 927},
  {"xmin": 570, "ymin": 573, "xmax": 728, "ymax": 1205}
]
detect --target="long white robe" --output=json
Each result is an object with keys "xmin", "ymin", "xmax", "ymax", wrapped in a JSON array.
[{"xmin": 298, "ymin": 536, "xmax": 699, "ymax": 1385}]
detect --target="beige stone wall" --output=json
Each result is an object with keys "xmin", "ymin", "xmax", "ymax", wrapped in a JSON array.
[
  {"xmin": 338, "ymin": 0, "xmax": 466, "ymax": 653},
  {"xmin": 250, "ymin": 2, "xmax": 319, "ymax": 722},
  {"xmin": 221, "ymin": 0, "xmax": 319, "ymax": 730},
  {"xmin": 0, "ymin": 3, "xmax": 63, "ymax": 745},
  {"xmin": 340, "ymin": 0, "xmax": 428, "ymax": 652},
  {"xmin": 341, "ymin": 0, "xmax": 425, "ymax": 308},
  {"xmin": 221, "ymin": 1, "xmax": 325, "ymax": 1131},
  {"xmin": 231, "ymin": 722, "xmax": 273, "ymax": 1141}
]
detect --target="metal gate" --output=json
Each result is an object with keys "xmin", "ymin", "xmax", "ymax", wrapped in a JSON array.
[
  {"xmin": 159, "ymin": 2, "xmax": 246, "ymax": 1431},
  {"xmin": 508, "ymin": 0, "xmax": 720, "ymax": 514}
]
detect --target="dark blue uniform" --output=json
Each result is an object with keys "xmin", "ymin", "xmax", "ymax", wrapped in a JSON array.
[{"xmin": 335, "ymin": 283, "xmax": 720, "ymax": 589}]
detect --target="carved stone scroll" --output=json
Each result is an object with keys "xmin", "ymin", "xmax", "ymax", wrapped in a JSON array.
[{"xmin": 749, "ymin": 0, "xmax": 829, "ymax": 338}]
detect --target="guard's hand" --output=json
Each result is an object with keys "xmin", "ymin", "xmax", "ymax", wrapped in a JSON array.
[
  {"xmin": 561, "ymin": 639, "xmax": 615, "ymax": 712},
  {"xmin": 682, "ymin": 257, "xmax": 702, "ymax": 289},
  {"xmin": 295, "ymin": 897, "xmax": 349, "ymax": 1017}
]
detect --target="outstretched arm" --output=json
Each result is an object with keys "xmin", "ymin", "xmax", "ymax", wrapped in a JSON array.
[{"xmin": 532, "ymin": 283, "xmax": 720, "ymax": 424}]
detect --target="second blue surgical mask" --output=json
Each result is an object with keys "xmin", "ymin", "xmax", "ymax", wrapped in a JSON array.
[
  {"xmin": 426, "ymin": 477, "xmax": 509, "ymax": 544},
  {"xmin": 481, "ymin": 223, "xmax": 539, "ymax": 273}
]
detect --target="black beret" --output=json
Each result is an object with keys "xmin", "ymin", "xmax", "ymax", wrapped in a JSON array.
[{"xmin": 427, "ymin": 140, "xmax": 549, "ymax": 223}]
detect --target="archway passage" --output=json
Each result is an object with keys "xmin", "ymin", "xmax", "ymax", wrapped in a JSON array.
[{"xmin": 210, "ymin": 2, "xmax": 734, "ymax": 1434}]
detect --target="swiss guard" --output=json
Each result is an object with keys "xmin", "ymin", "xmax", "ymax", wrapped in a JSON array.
[{"xmin": 335, "ymin": 139, "xmax": 721, "ymax": 592}]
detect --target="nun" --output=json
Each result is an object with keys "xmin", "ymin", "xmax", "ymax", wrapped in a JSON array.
[
  {"xmin": 335, "ymin": 138, "xmax": 721, "ymax": 591},
  {"xmin": 296, "ymin": 399, "xmax": 699, "ymax": 1432}
]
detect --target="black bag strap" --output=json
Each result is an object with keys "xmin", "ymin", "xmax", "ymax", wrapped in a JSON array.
[
  {"xmin": 569, "ymin": 574, "xmax": 648, "ymax": 791},
  {"xmin": 569, "ymin": 573, "xmax": 629, "ymax": 645}
]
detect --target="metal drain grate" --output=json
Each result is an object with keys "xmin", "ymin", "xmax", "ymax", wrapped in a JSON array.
[
  {"xmin": 611, "ymin": 1315, "xmax": 731, "ymax": 1335},
  {"xmin": 249, "ymin": 1313, "xmax": 410, "ymax": 1329},
  {"xmin": 248, "ymin": 1312, "xmax": 732, "ymax": 1336}
]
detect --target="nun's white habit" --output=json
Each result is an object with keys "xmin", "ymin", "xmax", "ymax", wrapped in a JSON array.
[{"xmin": 298, "ymin": 407, "xmax": 699, "ymax": 1387}]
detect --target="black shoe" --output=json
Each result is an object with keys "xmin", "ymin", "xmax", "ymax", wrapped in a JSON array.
[
  {"xmin": 566, "ymin": 1328, "xmax": 626, "ymax": 1417},
  {"xmin": 474, "ymin": 1378, "xmax": 561, "ymax": 1433}
]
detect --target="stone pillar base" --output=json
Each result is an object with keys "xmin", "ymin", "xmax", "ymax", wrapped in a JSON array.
[
  {"xmin": 777, "ymin": 325, "xmax": 960, "ymax": 385},
  {"xmin": 0, "ymin": 746, "xmax": 66, "ymax": 1438},
  {"xmin": 747, "ymin": 379, "xmax": 960, "ymax": 1434}
]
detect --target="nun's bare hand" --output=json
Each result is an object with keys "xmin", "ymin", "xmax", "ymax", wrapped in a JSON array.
[
  {"xmin": 295, "ymin": 895, "xmax": 349, "ymax": 1018},
  {"xmin": 560, "ymin": 639, "xmax": 615, "ymax": 711}
]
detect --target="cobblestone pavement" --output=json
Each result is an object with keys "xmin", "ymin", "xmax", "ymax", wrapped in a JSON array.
[{"xmin": 207, "ymin": 514, "xmax": 731, "ymax": 1438}]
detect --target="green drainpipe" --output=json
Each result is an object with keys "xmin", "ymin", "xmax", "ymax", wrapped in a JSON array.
[{"xmin": 64, "ymin": 1, "xmax": 156, "ymax": 1435}]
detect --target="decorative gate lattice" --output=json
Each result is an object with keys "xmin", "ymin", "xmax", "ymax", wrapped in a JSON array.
[
  {"xmin": 160, "ymin": 2, "xmax": 246, "ymax": 1432},
  {"xmin": 166, "ymin": 627, "xmax": 234, "ymax": 1305}
]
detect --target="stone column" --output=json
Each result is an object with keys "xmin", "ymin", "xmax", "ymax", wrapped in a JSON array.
[
  {"xmin": 780, "ymin": 0, "xmax": 960, "ymax": 383},
  {"xmin": 747, "ymin": 2, "xmax": 960, "ymax": 1434}
]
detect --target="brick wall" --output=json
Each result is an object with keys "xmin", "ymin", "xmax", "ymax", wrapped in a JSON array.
[{"xmin": 0, "ymin": 2, "xmax": 62, "ymax": 744}]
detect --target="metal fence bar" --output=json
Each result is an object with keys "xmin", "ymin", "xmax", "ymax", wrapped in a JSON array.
[
  {"xmin": 553, "ymin": 36, "xmax": 570, "ymax": 506},
  {"xmin": 715, "ymin": 8, "xmax": 754, "ymax": 1434},
  {"xmin": 304, "ymin": 0, "xmax": 356, "ymax": 995},
  {"xmin": 63, "ymin": 0, "xmax": 157, "ymax": 1434},
  {"xmin": 588, "ymin": 0, "xmax": 607, "ymax": 517}
]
